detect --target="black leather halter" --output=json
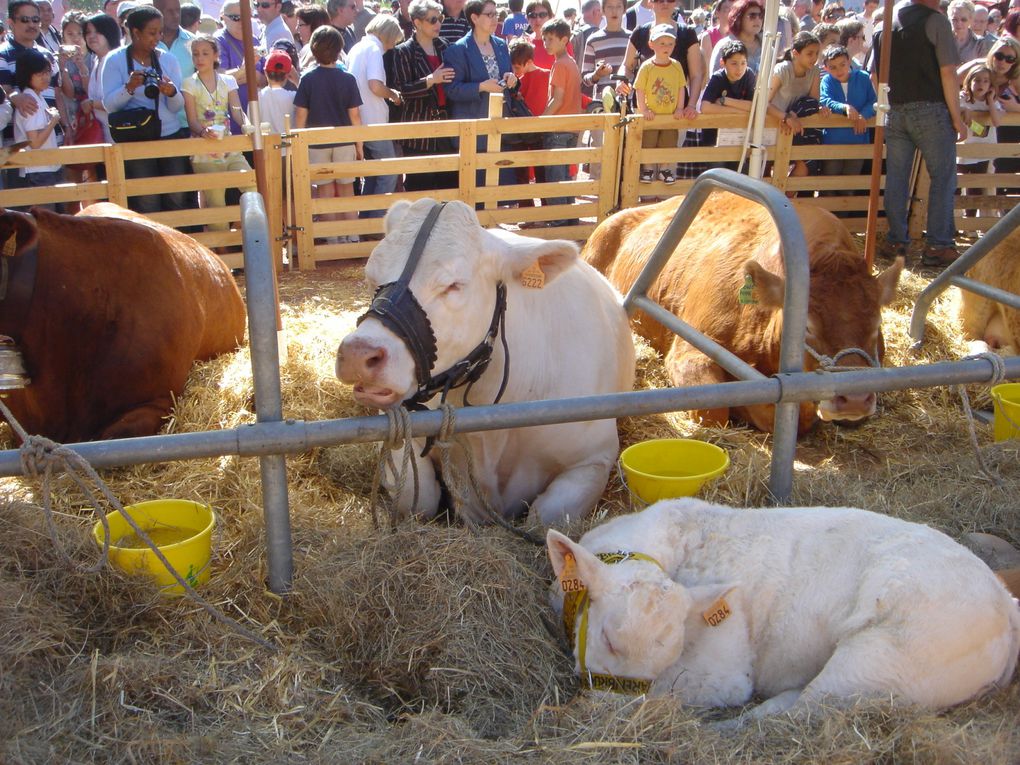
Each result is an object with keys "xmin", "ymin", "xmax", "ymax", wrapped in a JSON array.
[{"xmin": 357, "ymin": 202, "xmax": 510, "ymax": 412}]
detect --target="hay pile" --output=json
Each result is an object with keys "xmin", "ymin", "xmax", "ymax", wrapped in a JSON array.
[{"xmin": 1, "ymin": 250, "xmax": 1018, "ymax": 764}]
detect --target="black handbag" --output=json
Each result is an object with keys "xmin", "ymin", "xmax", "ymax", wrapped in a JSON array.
[
  {"xmin": 108, "ymin": 48, "xmax": 163, "ymax": 143},
  {"xmin": 502, "ymin": 87, "xmax": 533, "ymax": 149}
]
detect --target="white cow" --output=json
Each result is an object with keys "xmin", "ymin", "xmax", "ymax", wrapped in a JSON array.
[
  {"xmin": 547, "ymin": 499, "xmax": 1020, "ymax": 722},
  {"xmin": 336, "ymin": 199, "xmax": 636, "ymax": 525}
]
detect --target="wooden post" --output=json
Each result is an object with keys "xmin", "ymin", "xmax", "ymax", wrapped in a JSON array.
[
  {"xmin": 104, "ymin": 143, "xmax": 127, "ymax": 207},
  {"xmin": 769, "ymin": 126, "xmax": 794, "ymax": 194},
  {"xmin": 289, "ymin": 131, "xmax": 317, "ymax": 271},
  {"xmin": 485, "ymin": 92, "xmax": 503, "ymax": 211},
  {"xmin": 597, "ymin": 111, "xmax": 621, "ymax": 220},
  {"xmin": 459, "ymin": 120, "xmax": 478, "ymax": 205},
  {"xmin": 263, "ymin": 132, "xmax": 285, "ymax": 271},
  {"xmin": 619, "ymin": 115, "xmax": 644, "ymax": 210}
]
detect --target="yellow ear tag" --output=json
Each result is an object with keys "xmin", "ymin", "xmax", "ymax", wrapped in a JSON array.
[
  {"xmin": 702, "ymin": 596, "xmax": 732, "ymax": 627},
  {"xmin": 520, "ymin": 261, "xmax": 546, "ymax": 289},
  {"xmin": 738, "ymin": 274, "xmax": 756, "ymax": 305},
  {"xmin": 2, "ymin": 233, "xmax": 16, "ymax": 258},
  {"xmin": 559, "ymin": 552, "xmax": 585, "ymax": 594}
]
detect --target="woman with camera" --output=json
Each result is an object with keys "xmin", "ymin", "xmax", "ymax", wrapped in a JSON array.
[{"xmin": 101, "ymin": 5, "xmax": 189, "ymax": 214}]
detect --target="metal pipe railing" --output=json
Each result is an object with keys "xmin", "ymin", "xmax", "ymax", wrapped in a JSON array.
[
  {"xmin": 910, "ymin": 202, "xmax": 1020, "ymax": 348},
  {"xmin": 621, "ymin": 168, "xmax": 809, "ymax": 502},
  {"xmin": 240, "ymin": 193, "xmax": 292, "ymax": 594}
]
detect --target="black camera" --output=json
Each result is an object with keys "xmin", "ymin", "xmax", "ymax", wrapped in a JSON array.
[{"xmin": 140, "ymin": 68, "xmax": 161, "ymax": 99}]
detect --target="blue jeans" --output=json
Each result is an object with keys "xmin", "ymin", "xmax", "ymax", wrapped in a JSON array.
[
  {"xmin": 544, "ymin": 131, "xmax": 577, "ymax": 211},
  {"xmin": 360, "ymin": 139, "xmax": 398, "ymax": 219},
  {"xmin": 884, "ymin": 101, "xmax": 957, "ymax": 248}
]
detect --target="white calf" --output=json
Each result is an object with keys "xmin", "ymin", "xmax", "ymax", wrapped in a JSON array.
[
  {"xmin": 548, "ymin": 499, "xmax": 1020, "ymax": 721},
  {"xmin": 336, "ymin": 199, "xmax": 635, "ymax": 526}
]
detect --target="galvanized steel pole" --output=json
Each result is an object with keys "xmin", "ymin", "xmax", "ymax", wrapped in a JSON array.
[{"xmin": 242, "ymin": 193, "xmax": 292, "ymax": 594}]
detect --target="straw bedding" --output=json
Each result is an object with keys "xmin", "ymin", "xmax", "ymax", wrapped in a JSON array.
[{"xmin": 1, "ymin": 243, "xmax": 1018, "ymax": 764}]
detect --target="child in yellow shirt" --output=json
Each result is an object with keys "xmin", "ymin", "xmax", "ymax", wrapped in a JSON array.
[{"xmin": 635, "ymin": 23, "xmax": 686, "ymax": 185}]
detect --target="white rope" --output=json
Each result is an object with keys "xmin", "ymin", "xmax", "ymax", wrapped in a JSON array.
[{"xmin": 369, "ymin": 406, "xmax": 418, "ymax": 529}]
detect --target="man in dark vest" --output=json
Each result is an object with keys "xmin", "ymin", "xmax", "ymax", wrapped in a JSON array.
[{"xmin": 871, "ymin": 0, "xmax": 965, "ymax": 267}]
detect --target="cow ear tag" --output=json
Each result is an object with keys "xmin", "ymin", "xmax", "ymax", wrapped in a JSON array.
[
  {"xmin": 559, "ymin": 551, "xmax": 585, "ymax": 594},
  {"xmin": 520, "ymin": 261, "xmax": 546, "ymax": 289},
  {"xmin": 738, "ymin": 274, "xmax": 757, "ymax": 305},
  {"xmin": 702, "ymin": 595, "xmax": 732, "ymax": 627},
  {"xmin": 2, "ymin": 233, "xmax": 16, "ymax": 258}
]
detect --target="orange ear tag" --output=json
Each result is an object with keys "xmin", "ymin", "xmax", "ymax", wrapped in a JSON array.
[
  {"xmin": 702, "ymin": 596, "xmax": 732, "ymax": 627},
  {"xmin": 520, "ymin": 261, "xmax": 546, "ymax": 289},
  {"xmin": 559, "ymin": 551, "xmax": 585, "ymax": 594}
]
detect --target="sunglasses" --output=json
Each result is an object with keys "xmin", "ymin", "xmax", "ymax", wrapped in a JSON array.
[
  {"xmin": 423, "ymin": 14, "xmax": 442, "ymax": 22},
  {"xmin": 527, "ymin": 11, "xmax": 549, "ymax": 18},
  {"xmin": 15, "ymin": 15, "xmax": 40, "ymax": 23},
  {"xmin": 224, "ymin": 13, "xmax": 242, "ymax": 20},
  {"xmin": 994, "ymin": 50, "xmax": 1017, "ymax": 63}
]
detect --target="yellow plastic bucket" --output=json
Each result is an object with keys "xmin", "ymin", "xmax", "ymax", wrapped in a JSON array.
[
  {"xmin": 92, "ymin": 499, "xmax": 215, "ymax": 595},
  {"xmin": 991, "ymin": 383, "xmax": 1020, "ymax": 442},
  {"xmin": 620, "ymin": 438, "xmax": 730, "ymax": 505}
]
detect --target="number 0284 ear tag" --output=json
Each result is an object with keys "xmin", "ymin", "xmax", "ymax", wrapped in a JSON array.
[
  {"xmin": 560, "ymin": 552, "xmax": 586, "ymax": 650},
  {"xmin": 702, "ymin": 595, "xmax": 731, "ymax": 627}
]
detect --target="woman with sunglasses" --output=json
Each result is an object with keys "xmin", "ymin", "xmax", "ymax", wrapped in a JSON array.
[
  {"xmin": 444, "ymin": 0, "xmax": 516, "ymax": 121},
  {"xmin": 707, "ymin": 0, "xmax": 764, "ymax": 74},
  {"xmin": 523, "ymin": 0, "xmax": 570, "ymax": 69},
  {"xmin": 389, "ymin": 0, "xmax": 457, "ymax": 191},
  {"xmin": 617, "ymin": 0, "xmax": 703, "ymax": 118}
]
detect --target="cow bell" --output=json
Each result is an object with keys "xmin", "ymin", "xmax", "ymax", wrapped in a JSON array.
[{"xmin": 0, "ymin": 336, "xmax": 30, "ymax": 389}]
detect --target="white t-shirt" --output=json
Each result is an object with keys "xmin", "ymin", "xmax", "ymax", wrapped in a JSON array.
[
  {"xmin": 958, "ymin": 97, "xmax": 1000, "ymax": 163},
  {"xmin": 14, "ymin": 90, "xmax": 60, "ymax": 174},
  {"xmin": 259, "ymin": 84, "xmax": 296, "ymax": 135},
  {"xmin": 346, "ymin": 34, "xmax": 389, "ymax": 126}
]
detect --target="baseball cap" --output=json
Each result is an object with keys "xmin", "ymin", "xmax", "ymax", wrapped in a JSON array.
[
  {"xmin": 265, "ymin": 48, "xmax": 293, "ymax": 74},
  {"xmin": 650, "ymin": 23, "xmax": 677, "ymax": 41}
]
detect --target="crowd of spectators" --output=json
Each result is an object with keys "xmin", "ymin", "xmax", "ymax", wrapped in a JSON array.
[{"xmin": 0, "ymin": 0, "xmax": 1016, "ymax": 241}]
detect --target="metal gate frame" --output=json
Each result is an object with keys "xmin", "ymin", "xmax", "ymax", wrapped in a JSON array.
[{"xmin": 0, "ymin": 188, "xmax": 1017, "ymax": 594}]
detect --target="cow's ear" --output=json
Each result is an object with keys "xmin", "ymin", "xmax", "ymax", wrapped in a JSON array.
[
  {"xmin": 875, "ymin": 256, "xmax": 904, "ymax": 307},
  {"xmin": 383, "ymin": 199, "xmax": 414, "ymax": 235},
  {"xmin": 502, "ymin": 237, "xmax": 580, "ymax": 285},
  {"xmin": 685, "ymin": 582, "xmax": 738, "ymax": 619},
  {"xmin": 0, "ymin": 210, "xmax": 39, "ymax": 259},
  {"xmin": 547, "ymin": 529, "xmax": 605, "ymax": 590},
  {"xmin": 744, "ymin": 260, "xmax": 785, "ymax": 308}
]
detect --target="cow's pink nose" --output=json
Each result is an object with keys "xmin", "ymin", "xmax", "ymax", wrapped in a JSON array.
[
  {"xmin": 832, "ymin": 392, "xmax": 876, "ymax": 412},
  {"xmin": 337, "ymin": 339, "xmax": 387, "ymax": 381}
]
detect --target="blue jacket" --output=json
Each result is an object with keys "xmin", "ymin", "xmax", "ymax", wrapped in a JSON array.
[
  {"xmin": 819, "ymin": 69, "xmax": 877, "ymax": 145},
  {"xmin": 442, "ymin": 33, "xmax": 514, "ymax": 120}
]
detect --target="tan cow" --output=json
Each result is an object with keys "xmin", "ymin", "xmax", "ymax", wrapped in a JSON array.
[
  {"xmin": 960, "ymin": 226, "xmax": 1020, "ymax": 352},
  {"xmin": 584, "ymin": 192, "xmax": 903, "ymax": 434}
]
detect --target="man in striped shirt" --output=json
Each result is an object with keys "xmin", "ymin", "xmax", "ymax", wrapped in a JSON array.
[
  {"xmin": 580, "ymin": 0, "xmax": 629, "ymax": 98},
  {"xmin": 439, "ymin": 0, "xmax": 470, "ymax": 42}
]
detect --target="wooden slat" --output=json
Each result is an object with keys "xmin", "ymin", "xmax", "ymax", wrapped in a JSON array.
[
  {"xmin": 125, "ymin": 169, "xmax": 256, "ymax": 196},
  {"xmin": 0, "ymin": 181, "xmax": 107, "ymax": 206}
]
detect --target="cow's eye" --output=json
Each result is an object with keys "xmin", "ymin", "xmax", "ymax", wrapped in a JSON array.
[{"xmin": 601, "ymin": 627, "xmax": 619, "ymax": 656}]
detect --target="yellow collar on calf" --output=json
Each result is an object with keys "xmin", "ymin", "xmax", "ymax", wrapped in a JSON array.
[{"xmin": 561, "ymin": 550, "xmax": 665, "ymax": 696}]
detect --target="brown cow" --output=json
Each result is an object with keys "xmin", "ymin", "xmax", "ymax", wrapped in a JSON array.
[
  {"xmin": 584, "ymin": 192, "xmax": 903, "ymax": 434},
  {"xmin": 960, "ymin": 226, "xmax": 1020, "ymax": 352},
  {"xmin": 0, "ymin": 204, "xmax": 246, "ymax": 443}
]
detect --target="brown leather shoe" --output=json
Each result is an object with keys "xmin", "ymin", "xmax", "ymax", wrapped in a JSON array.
[
  {"xmin": 920, "ymin": 245, "xmax": 960, "ymax": 267},
  {"xmin": 876, "ymin": 239, "xmax": 908, "ymax": 260}
]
